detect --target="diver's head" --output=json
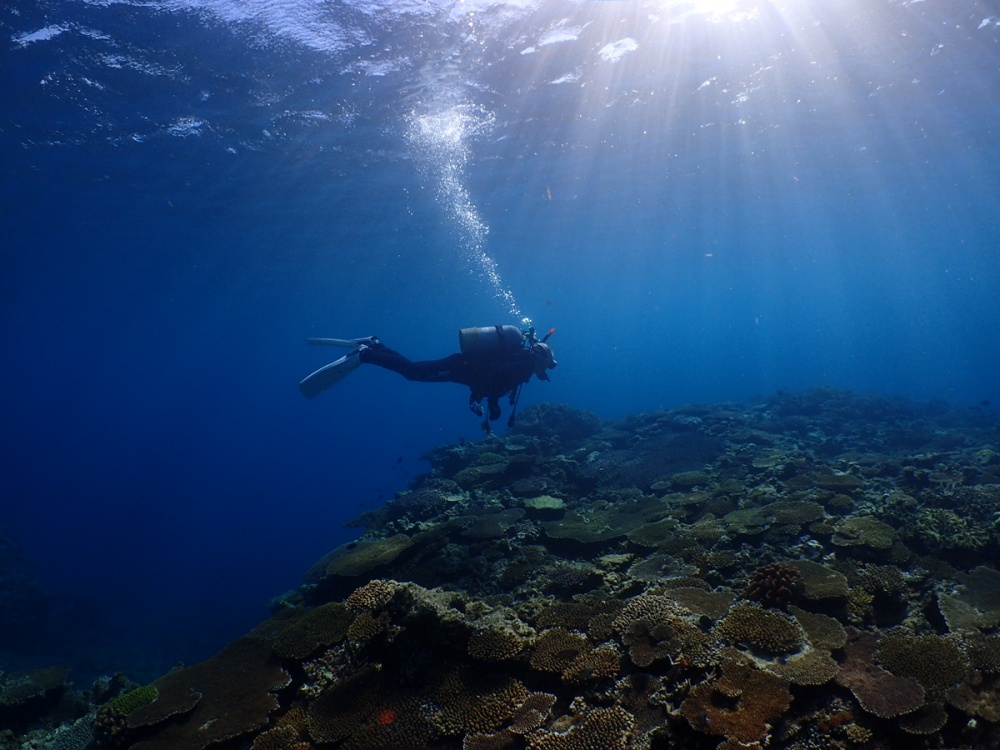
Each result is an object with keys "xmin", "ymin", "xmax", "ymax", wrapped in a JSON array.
[{"xmin": 531, "ymin": 342, "xmax": 557, "ymax": 381}]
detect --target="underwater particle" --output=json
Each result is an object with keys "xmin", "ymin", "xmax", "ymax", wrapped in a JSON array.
[
  {"xmin": 715, "ymin": 603, "xmax": 804, "ymax": 655},
  {"xmin": 681, "ymin": 652, "xmax": 792, "ymax": 744},
  {"xmin": 834, "ymin": 629, "xmax": 925, "ymax": 719},
  {"xmin": 831, "ymin": 516, "xmax": 896, "ymax": 550},
  {"xmin": 743, "ymin": 562, "xmax": 802, "ymax": 609}
]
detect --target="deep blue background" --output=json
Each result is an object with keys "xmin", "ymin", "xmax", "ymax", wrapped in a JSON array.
[{"xmin": 2, "ymin": 0, "xmax": 998, "ymax": 680}]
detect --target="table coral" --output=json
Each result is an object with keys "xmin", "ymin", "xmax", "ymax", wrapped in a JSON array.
[{"xmin": 834, "ymin": 629, "xmax": 924, "ymax": 719}]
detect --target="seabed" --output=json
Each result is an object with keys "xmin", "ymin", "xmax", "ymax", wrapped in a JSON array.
[{"xmin": 5, "ymin": 388, "xmax": 1000, "ymax": 750}]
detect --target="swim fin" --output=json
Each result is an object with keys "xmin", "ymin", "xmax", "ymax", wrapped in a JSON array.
[
  {"xmin": 299, "ymin": 350, "xmax": 363, "ymax": 398},
  {"xmin": 307, "ymin": 336, "xmax": 379, "ymax": 348}
]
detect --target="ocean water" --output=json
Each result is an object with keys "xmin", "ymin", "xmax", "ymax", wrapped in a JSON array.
[{"xmin": 1, "ymin": 0, "xmax": 998, "ymax": 683}]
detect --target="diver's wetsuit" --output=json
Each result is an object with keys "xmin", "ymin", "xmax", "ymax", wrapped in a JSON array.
[{"xmin": 359, "ymin": 344, "xmax": 537, "ymax": 421}]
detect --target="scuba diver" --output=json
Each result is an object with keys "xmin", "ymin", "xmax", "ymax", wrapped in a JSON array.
[{"xmin": 299, "ymin": 325, "xmax": 557, "ymax": 433}]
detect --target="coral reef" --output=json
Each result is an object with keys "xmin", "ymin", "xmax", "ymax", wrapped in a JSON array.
[{"xmin": 12, "ymin": 389, "xmax": 1000, "ymax": 749}]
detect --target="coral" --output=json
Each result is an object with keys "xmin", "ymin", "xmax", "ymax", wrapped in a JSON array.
[
  {"xmin": 831, "ymin": 516, "xmax": 896, "ymax": 550},
  {"xmin": 668, "ymin": 587, "xmax": 733, "ymax": 621},
  {"xmin": 937, "ymin": 565, "xmax": 1000, "ymax": 632},
  {"xmin": 763, "ymin": 499, "xmax": 826, "ymax": 525},
  {"xmin": 964, "ymin": 633, "xmax": 1000, "ymax": 673},
  {"xmin": 947, "ymin": 673, "xmax": 1000, "ymax": 722},
  {"xmin": 898, "ymin": 703, "xmax": 949, "ymax": 735},
  {"xmin": 509, "ymin": 692, "xmax": 557, "ymax": 734},
  {"xmin": 744, "ymin": 562, "xmax": 802, "ymax": 609},
  {"xmin": 529, "ymin": 629, "xmax": 590, "ymax": 673},
  {"xmin": 468, "ymin": 628, "xmax": 525, "ymax": 661},
  {"xmin": 345, "ymin": 578, "xmax": 398, "ymax": 611},
  {"xmin": 460, "ymin": 508, "xmax": 526, "ymax": 540},
  {"xmin": 611, "ymin": 594, "xmax": 707, "ymax": 667},
  {"xmin": 854, "ymin": 563, "xmax": 908, "ymax": 599},
  {"xmin": 791, "ymin": 559, "xmax": 850, "ymax": 600},
  {"xmin": 715, "ymin": 603, "xmax": 804, "ymax": 655},
  {"xmin": 431, "ymin": 669, "xmax": 531, "ymax": 736},
  {"xmin": 128, "ymin": 636, "xmax": 291, "ymax": 750},
  {"xmin": 788, "ymin": 605, "xmax": 847, "ymax": 650},
  {"xmin": 627, "ymin": 553, "xmax": 696, "ymax": 583},
  {"xmin": 681, "ymin": 653, "xmax": 792, "ymax": 744},
  {"xmin": 0, "ymin": 666, "xmax": 69, "ymax": 707},
  {"xmin": 526, "ymin": 705, "xmax": 633, "ymax": 750},
  {"xmin": 271, "ymin": 602, "xmax": 354, "ymax": 659},
  {"xmin": 834, "ymin": 629, "xmax": 925, "ymax": 719},
  {"xmin": 913, "ymin": 508, "xmax": 989, "ymax": 551},
  {"xmin": 560, "ymin": 646, "xmax": 621, "ymax": 684},
  {"xmin": 94, "ymin": 685, "xmax": 158, "ymax": 747},
  {"xmin": 876, "ymin": 633, "xmax": 968, "ymax": 695},
  {"xmin": 321, "ymin": 534, "xmax": 414, "ymax": 577},
  {"xmin": 770, "ymin": 648, "xmax": 840, "ymax": 686},
  {"xmin": 346, "ymin": 610, "xmax": 389, "ymax": 641}
]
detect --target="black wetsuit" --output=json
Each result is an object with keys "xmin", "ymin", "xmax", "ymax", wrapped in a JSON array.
[{"xmin": 359, "ymin": 344, "xmax": 537, "ymax": 421}]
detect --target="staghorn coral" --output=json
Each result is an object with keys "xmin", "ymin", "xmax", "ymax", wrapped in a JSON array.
[
  {"xmin": 681, "ymin": 652, "xmax": 792, "ymax": 744},
  {"xmin": 715, "ymin": 603, "xmax": 804, "ymax": 655},
  {"xmin": 128, "ymin": 636, "xmax": 291, "ymax": 750},
  {"xmin": 744, "ymin": 562, "xmax": 802, "ymax": 609},
  {"xmin": 834, "ymin": 629, "xmax": 924, "ymax": 719}
]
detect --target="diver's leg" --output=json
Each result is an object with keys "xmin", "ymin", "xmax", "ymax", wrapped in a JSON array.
[{"xmin": 360, "ymin": 348, "xmax": 465, "ymax": 384}]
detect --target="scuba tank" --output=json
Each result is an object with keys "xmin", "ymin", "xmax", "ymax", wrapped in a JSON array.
[{"xmin": 459, "ymin": 325, "xmax": 524, "ymax": 354}]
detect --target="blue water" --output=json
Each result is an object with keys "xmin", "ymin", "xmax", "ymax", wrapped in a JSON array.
[{"xmin": 2, "ymin": 0, "xmax": 998, "ymax": 681}]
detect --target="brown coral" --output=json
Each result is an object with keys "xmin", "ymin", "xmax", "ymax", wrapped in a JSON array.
[
  {"xmin": 345, "ymin": 578, "xmax": 398, "ymax": 611},
  {"xmin": 744, "ymin": 562, "xmax": 802, "ymax": 609},
  {"xmin": 527, "ymin": 705, "xmax": 633, "ymax": 750},
  {"xmin": 561, "ymin": 646, "xmax": 621, "ymax": 684},
  {"xmin": 468, "ymin": 628, "xmax": 526, "ymax": 662},
  {"xmin": 128, "ymin": 636, "xmax": 291, "ymax": 750},
  {"xmin": 834, "ymin": 629, "xmax": 924, "ymax": 719},
  {"xmin": 271, "ymin": 602, "xmax": 354, "ymax": 659},
  {"xmin": 715, "ymin": 603, "xmax": 803, "ymax": 655},
  {"xmin": 529, "ymin": 629, "xmax": 590, "ymax": 673},
  {"xmin": 876, "ymin": 633, "xmax": 968, "ymax": 695},
  {"xmin": 681, "ymin": 653, "xmax": 792, "ymax": 744}
]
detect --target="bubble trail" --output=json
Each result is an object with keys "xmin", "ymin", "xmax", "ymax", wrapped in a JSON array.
[{"xmin": 407, "ymin": 103, "xmax": 529, "ymax": 326}]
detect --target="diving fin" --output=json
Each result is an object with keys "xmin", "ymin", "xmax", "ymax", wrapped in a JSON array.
[
  {"xmin": 307, "ymin": 336, "xmax": 378, "ymax": 348},
  {"xmin": 299, "ymin": 350, "xmax": 363, "ymax": 398}
]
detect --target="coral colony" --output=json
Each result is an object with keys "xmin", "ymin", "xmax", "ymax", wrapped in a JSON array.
[{"xmin": 5, "ymin": 388, "xmax": 1000, "ymax": 749}]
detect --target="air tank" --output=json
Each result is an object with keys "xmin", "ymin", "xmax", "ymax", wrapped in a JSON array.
[{"xmin": 458, "ymin": 325, "xmax": 523, "ymax": 354}]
